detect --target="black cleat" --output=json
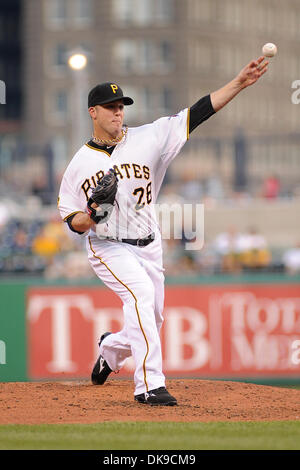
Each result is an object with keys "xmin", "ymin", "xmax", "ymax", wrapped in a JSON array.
[
  {"xmin": 91, "ymin": 332, "xmax": 112, "ymax": 385},
  {"xmin": 134, "ymin": 387, "xmax": 177, "ymax": 406}
]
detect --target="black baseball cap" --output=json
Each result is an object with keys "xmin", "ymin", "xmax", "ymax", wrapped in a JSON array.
[{"xmin": 88, "ymin": 82, "xmax": 134, "ymax": 107}]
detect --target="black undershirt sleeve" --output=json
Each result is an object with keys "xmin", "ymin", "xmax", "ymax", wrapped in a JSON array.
[
  {"xmin": 66, "ymin": 213, "xmax": 85, "ymax": 235},
  {"xmin": 189, "ymin": 94, "xmax": 216, "ymax": 134}
]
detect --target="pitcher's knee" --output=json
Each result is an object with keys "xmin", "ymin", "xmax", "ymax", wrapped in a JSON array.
[
  {"xmin": 122, "ymin": 278, "xmax": 155, "ymax": 310},
  {"xmin": 139, "ymin": 279, "xmax": 155, "ymax": 306}
]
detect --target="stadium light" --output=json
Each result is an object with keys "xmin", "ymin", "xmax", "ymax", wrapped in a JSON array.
[
  {"xmin": 68, "ymin": 53, "xmax": 88, "ymax": 71},
  {"xmin": 67, "ymin": 50, "xmax": 89, "ymax": 155}
]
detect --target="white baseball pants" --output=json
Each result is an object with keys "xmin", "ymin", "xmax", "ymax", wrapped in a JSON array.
[{"xmin": 86, "ymin": 233, "xmax": 165, "ymax": 395}]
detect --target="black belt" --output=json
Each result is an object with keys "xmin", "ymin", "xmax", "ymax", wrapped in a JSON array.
[{"xmin": 121, "ymin": 232, "xmax": 155, "ymax": 247}]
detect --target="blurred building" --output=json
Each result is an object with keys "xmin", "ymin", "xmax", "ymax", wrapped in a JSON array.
[
  {"xmin": 18, "ymin": 0, "xmax": 300, "ymax": 194},
  {"xmin": 0, "ymin": 0, "xmax": 22, "ymax": 126},
  {"xmin": 0, "ymin": 0, "xmax": 23, "ymax": 196}
]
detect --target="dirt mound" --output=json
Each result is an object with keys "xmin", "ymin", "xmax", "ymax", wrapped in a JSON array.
[{"xmin": 0, "ymin": 379, "xmax": 299, "ymax": 424}]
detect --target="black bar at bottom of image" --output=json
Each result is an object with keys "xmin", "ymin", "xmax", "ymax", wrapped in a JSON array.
[{"xmin": 0, "ymin": 450, "xmax": 296, "ymax": 465}]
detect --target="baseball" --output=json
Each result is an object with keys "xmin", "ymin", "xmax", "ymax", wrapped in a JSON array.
[{"xmin": 262, "ymin": 43, "xmax": 277, "ymax": 57}]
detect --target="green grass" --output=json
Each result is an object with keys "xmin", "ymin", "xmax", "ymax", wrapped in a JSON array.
[{"xmin": 0, "ymin": 421, "xmax": 300, "ymax": 450}]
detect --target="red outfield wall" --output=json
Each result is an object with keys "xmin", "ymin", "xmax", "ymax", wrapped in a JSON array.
[{"xmin": 27, "ymin": 283, "xmax": 300, "ymax": 380}]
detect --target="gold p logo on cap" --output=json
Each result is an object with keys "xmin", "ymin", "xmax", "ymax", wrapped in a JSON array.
[{"xmin": 110, "ymin": 84, "xmax": 118, "ymax": 94}]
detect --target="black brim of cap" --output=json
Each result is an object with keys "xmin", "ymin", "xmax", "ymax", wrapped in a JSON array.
[
  {"xmin": 89, "ymin": 96, "xmax": 134, "ymax": 107},
  {"xmin": 121, "ymin": 96, "xmax": 134, "ymax": 105}
]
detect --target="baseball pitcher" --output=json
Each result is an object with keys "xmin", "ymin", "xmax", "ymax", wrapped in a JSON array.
[{"xmin": 58, "ymin": 56, "xmax": 268, "ymax": 406}]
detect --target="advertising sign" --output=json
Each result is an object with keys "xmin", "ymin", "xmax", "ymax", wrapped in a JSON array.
[{"xmin": 27, "ymin": 284, "xmax": 300, "ymax": 379}]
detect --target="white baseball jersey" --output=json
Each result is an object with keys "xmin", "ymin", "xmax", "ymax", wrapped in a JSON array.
[
  {"xmin": 58, "ymin": 108, "xmax": 189, "ymax": 241},
  {"xmin": 58, "ymin": 107, "xmax": 189, "ymax": 396}
]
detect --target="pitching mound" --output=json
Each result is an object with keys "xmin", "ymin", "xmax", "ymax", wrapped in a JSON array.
[{"xmin": 0, "ymin": 379, "xmax": 299, "ymax": 425}]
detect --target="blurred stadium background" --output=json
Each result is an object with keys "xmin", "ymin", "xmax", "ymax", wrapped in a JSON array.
[{"xmin": 0, "ymin": 0, "xmax": 299, "ymax": 384}]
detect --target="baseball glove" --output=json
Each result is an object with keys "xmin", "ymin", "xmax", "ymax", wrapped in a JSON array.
[{"xmin": 87, "ymin": 168, "xmax": 118, "ymax": 224}]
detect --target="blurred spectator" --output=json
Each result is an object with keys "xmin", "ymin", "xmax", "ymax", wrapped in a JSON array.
[
  {"xmin": 31, "ymin": 176, "xmax": 52, "ymax": 205},
  {"xmin": 180, "ymin": 179, "xmax": 203, "ymax": 202},
  {"xmin": 0, "ymin": 218, "xmax": 44, "ymax": 273},
  {"xmin": 14, "ymin": 226, "xmax": 29, "ymax": 254},
  {"xmin": 44, "ymin": 249, "xmax": 95, "ymax": 280},
  {"xmin": 162, "ymin": 238, "xmax": 185, "ymax": 276},
  {"xmin": 32, "ymin": 226, "xmax": 61, "ymax": 259},
  {"xmin": 205, "ymin": 175, "xmax": 224, "ymax": 201},
  {"xmin": 193, "ymin": 244, "xmax": 218, "ymax": 275},
  {"xmin": 262, "ymin": 174, "xmax": 280, "ymax": 199},
  {"xmin": 213, "ymin": 225, "xmax": 244, "ymax": 273},
  {"xmin": 213, "ymin": 226, "xmax": 272, "ymax": 273},
  {"xmin": 32, "ymin": 216, "xmax": 74, "ymax": 257},
  {"xmin": 238, "ymin": 227, "xmax": 271, "ymax": 270},
  {"xmin": 179, "ymin": 168, "xmax": 204, "ymax": 202},
  {"xmin": 0, "ymin": 203, "xmax": 10, "ymax": 229},
  {"xmin": 158, "ymin": 183, "xmax": 184, "ymax": 205},
  {"xmin": 178, "ymin": 251, "xmax": 199, "ymax": 275},
  {"xmin": 44, "ymin": 216, "xmax": 74, "ymax": 251},
  {"xmin": 282, "ymin": 241, "xmax": 300, "ymax": 275}
]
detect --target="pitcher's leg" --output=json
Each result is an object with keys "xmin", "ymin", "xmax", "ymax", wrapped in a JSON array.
[
  {"xmin": 136, "ymin": 239, "xmax": 165, "ymax": 334},
  {"xmin": 153, "ymin": 269, "xmax": 165, "ymax": 334},
  {"xmin": 87, "ymin": 238, "xmax": 165, "ymax": 395},
  {"xmin": 99, "ymin": 327, "xmax": 131, "ymax": 371}
]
